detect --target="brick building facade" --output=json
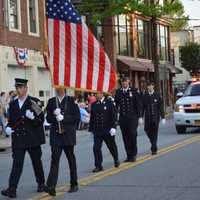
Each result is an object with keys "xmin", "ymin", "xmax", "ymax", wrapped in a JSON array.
[{"xmin": 0, "ymin": 0, "xmax": 52, "ymax": 106}]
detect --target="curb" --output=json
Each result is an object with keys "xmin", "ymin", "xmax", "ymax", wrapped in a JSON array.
[{"xmin": 0, "ymin": 137, "xmax": 11, "ymax": 151}]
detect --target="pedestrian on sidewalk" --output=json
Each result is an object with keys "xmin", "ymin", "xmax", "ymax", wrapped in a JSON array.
[
  {"xmin": 0, "ymin": 92, "xmax": 7, "ymax": 135},
  {"xmin": 142, "ymin": 81, "xmax": 166, "ymax": 155},
  {"xmin": 0, "ymin": 101, "xmax": 6, "ymax": 135},
  {"xmin": 45, "ymin": 87, "xmax": 80, "ymax": 196},
  {"xmin": 1, "ymin": 78, "xmax": 46, "ymax": 199},
  {"xmin": 89, "ymin": 92, "xmax": 120, "ymax": 173},
  {"xmin": 115, "ymin": 77, "xmax": 143, "ymax": 162},
  {"xmin": 78, "ymin": 102, "xmax": 90, "ymax": 129},
  {"xmin": 0, "ymin": 92, "xmax": 7, "ymax": 113}
]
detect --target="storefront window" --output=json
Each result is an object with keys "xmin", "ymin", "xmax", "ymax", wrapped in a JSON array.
[
  {"xmin": 136, "ymin": 19, "xmax": 150, "ymax": 59},
  {"xmin": 115, "ymin": 15, "xmax": 133, "ymax": 56},
  {"xmin": 158, "ymin": 24, "xmax": 169, "ymax": 61}
]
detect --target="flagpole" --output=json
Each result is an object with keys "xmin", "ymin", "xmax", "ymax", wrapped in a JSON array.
[{"xmin": 42, "ymin": 0, "xmax": 63, "ymax": 134}]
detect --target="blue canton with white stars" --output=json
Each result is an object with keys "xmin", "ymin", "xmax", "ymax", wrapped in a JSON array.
[{"xmin": 46, "ymin": 0, "xmax": 82, "ymax": 24}]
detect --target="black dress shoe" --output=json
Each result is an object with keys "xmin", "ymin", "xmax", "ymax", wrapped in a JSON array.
[
  {"xmin": 37, "ymin": 184, "xmax": 45, "ymax": 192},
  {"xmin": 68, "ymin": 185, "xmax": 78, "ymax": 193},
  {"xmin": 124, "ymin": 157, "xmax": 136, "ymax": 162},
  {"xmin": 92, "ymin": 167, "xmax": 103, "ymax": 173},
  {"xmin": 129, "ymin": 157, "xmax": 137, "ymax": 162},
  {"xmin": 1, "ymin": 188, "xmax": 16, "ymax": 198},
  {"xmin": 114, "ymin": 160, "xmax": 120, "ymax": 168},
  {"xmin": 152, "ymin": 151, "xmax": 157, "ymax": 155},
  {"xmin": 44, "ymin": 186, "xmax": 56, "ymax": 196}
]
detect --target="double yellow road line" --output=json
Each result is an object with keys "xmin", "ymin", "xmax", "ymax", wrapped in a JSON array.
[{"xmin": 29, "ymin": 135, "xmax": 200, "ymax": 200}]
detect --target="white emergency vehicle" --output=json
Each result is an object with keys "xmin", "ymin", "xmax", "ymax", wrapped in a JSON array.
[{"xmin": 174, "ymin": 81, "xmax": 200, "ymax": 134}]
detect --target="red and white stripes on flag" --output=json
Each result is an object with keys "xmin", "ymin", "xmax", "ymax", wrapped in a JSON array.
[{"xmin": 47, "ymin": 18, "xmax": 117, "ymax": 93}]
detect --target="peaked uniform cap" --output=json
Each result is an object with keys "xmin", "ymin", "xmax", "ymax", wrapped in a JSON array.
[{"xmin": 15, "ymin": 78, "xmax": 28, "ymax": 87}]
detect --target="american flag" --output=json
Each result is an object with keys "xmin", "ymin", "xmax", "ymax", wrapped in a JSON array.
[{"xmin": 46, "ymin": 0, "xmax": 117, "ymax": 92}]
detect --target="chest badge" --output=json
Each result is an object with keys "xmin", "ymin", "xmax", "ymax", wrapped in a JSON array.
[
  {"xmin": 129, "ymin": 92, "xmax": 133, "ymax": 97},
  {"xmin": 154, "ymin": 99, "xmax": 158, "ymax": 103},
  {"xmin": 104, "ymin": 106, "xmax": 107, "ymax": 110}
]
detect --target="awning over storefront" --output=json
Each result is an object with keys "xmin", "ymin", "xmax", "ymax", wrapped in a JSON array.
[
  {"xmin": 117, "ymin": 55, "xmax": 154, "ymax": 72},
  {"xmin": 161, "ymin": 62, "xmax": 182, "ymax": 74},
  {"xmin": 117, "ymin": 55, "xmax": 182, "ymax": 74}
]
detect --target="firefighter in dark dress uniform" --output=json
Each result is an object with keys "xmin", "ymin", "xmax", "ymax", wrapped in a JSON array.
[
  {"xmin": 1, "ymin": 79, "xmax": 45, "ymax": 199},
  {"xmin": 142, "ymin": 82, "xmax": 166, "ymax": 155},
  {"xmin": 89, "ymin": 92, "xmax": 120, "ymax": 173},
  {"xmin": 115, "ymin": 77, "xmax": 142, "ymax": 162},
  {"xmin": 44, "ymin": 88, "xmax": 80, "ymax": 196}
]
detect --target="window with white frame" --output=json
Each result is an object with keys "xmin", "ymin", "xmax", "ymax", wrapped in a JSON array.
[
  {"xmin": 9, "ymin": 0, "xmax": 21, "ymax": 31},
  {"xmin": 27, "ymin": 0, "xmax": 39, "ymax": 35}
]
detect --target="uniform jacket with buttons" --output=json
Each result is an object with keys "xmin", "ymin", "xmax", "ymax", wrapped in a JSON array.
[
  {"xmin": 46, "ymin": 96, "xmax": 80, "ymax": 146},
  {"xmin": 89, "ymin": 97, "xmax": 117, "ymax": 134},
  {"xmin": 7, "ymin": 96, "xmax": 45, "ymax": 149},
  {"xmin": 142, "ymin": 92, "xmax": 165, "ymax": 125},
  {"xmin": 115, "ymin": 87, "xmax": 142, "ymax": 119}
]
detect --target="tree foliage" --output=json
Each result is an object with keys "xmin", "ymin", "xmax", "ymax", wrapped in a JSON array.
[
  {"xmin": 78, "ymin": 0, "xmax": 186, "ymax": 26},
  {"xmin": 180, "ymin": 43, "xmax": 200, "ymax": 73},
  {"xmin": 171, "ymin": 16, "xmax": 188, "ymax": 32},
  {"xmin": 170, "ymin": 8, "xmax": 188, "ymax": 32}
]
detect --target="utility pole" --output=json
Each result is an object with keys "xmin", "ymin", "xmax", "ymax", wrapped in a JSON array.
[{"xmin": 150, "ymin": 1, "xmax": 161, "ymax": 93}]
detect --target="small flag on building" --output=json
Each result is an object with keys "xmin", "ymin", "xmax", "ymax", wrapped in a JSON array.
[
  {"xmin": 13, "ymin": 47, "xmax": 28, "ymax": 66},
  {"xmin": 45, "ymin": 0, "xmax": 116, "ymax": 92}
]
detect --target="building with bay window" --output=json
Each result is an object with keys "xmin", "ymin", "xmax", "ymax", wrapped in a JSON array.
[{"xmin": 111, "ymin": 14, "xmax": 180, "ymax": 108}]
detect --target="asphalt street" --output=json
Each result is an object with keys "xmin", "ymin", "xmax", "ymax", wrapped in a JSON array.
[{"xmin": 0, "ymin": 119, "xmax": 200, "ymax": 200}]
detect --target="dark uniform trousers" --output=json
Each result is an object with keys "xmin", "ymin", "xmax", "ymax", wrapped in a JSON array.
[
  {"xmin": 89, "ymin": 97, "xmax": 119, "ymax": 168},
  {"xmin": 143, "ymin": 92, "xmax": 164, "ymax": 153},
  {"xmin": 47, "ymin": 145, "xmax": 78, "ymax": 187},
  {"xmin": 145, "ymin": 122, "xmax": 159, "ymax": 152},
  {"xmin": 115, "ymin": 87, "xmax": 142, "ymax": 160},
  {"xmin": 9, "ymin": 146, "xmax": 45, "ymax": 189},
  {"xmin": 6, "ymin": 96, "xmax": 45, "ymax": 190},
  {"xmin": 93, "ymin": 133, "xmax": 118, "ymax": 168},
  {"xmin": 119, "ymin": 117, "xmax": 138, "ymax": 159},
  {"xmin": 46, "ymin": 96, "xmax": 80, "ymax": 188}
]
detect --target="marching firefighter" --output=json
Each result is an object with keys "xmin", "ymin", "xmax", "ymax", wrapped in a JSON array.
[
  {"xmin": 89, "ymin": 92, "xmax": 120, "ymax": 173},
  {"xmin": 142, "ymin": 82, "xmax": 166, "ymax": 155},
  {"xmin": 1, "ymin": 79, "xmax": 45, "ymax": 198},
  {"xmin": 45, "ymin": 88, "xmax": 80, "ymax": 196},
  {"xmin": 115, "ymin": 77, "xmax": 142, "ymax": 162}
]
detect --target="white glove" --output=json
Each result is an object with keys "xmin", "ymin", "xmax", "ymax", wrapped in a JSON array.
[
  {"xmin": 162, "ymin": 118, "xmax": 166, "ymax": 125},
  {"xmin": 138, "ymin": 118, "xmax": 143, "ymax": 125},
  {"xmin": 56, "ymin": 114, "xmax": 64, "ymax": 122},
  {"xmin": 6, "ymin": 127, "xmax": 14, "ymax": 136},
  {"xmin": 110, "ymin": 128, "xmax": 116, "ymax": 136},
  {"xmin": 25, "ymin": 110, "xmax": 35, "ymax": 120},
  {"xmin": 54, "ymin": 108, "xmax": 61, "ymax": 116}
]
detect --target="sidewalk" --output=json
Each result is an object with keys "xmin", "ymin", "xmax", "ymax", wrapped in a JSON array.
[{"xmin": 0, "ymin": 135, "xmax": 11, "ymax": 150}]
